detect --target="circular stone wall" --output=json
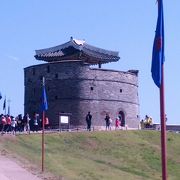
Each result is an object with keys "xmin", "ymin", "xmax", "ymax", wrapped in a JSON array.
[{"xmin": 24, "ymin": 60, "xmax": 140, "ymax": 129}]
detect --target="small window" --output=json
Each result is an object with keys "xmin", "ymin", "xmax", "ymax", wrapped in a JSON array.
[
  {"xmin": 55, "ymin": 95, "xmax": 58, "ymax": 100},
  {"xmin": 47, "ymin": 65, "xmax": 50, "ymax": 73},
  {"xmin": 90, "ymin": 87, "xmax": 94, "ymax": 91},
  {"xmin": 55, "ymin": 73, "xmax": 58, "ymax": 79},
  {"xmin": 120, "ymin": 89, "xmax": 122, "ymax": 93}
]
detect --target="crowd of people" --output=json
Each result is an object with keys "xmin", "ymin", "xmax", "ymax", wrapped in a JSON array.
[
  {"xmin": 140, "ymin": 115, "xmax": 153, "ymax": 129},
  {"xmin": 0, "ymin": 111, "xmax": 128, "ymax": 134},
  {"xmin": 85, "ymin": 111, "xmax": 125, "ymax": 131},
  {"xmin": 0, "ymin": 113, "xmax": 50, "ymax": 135}
]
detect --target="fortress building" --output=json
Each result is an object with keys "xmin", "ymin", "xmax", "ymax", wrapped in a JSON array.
[{"xmin": 24, "ymin": 37, "xmax": 140, "ymax": 129}]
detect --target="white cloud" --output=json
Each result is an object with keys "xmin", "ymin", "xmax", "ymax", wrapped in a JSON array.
[{"xmin": 6, "ymin": 55, "xmax": 20, "ymax": 61}]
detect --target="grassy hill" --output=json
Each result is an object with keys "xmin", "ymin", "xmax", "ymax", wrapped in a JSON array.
[{"xmin": 0, "ymin": 130, "xmax": 180, "ymax": 180}]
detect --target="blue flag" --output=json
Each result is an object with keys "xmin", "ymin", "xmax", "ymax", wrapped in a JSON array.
[
  {"xmin": 42, "ymin": 83, "xmax": 48, "ymax": 111},
  {"xmin": 151, "ymin": 0, "xmax": 164, "ymax": 88}
]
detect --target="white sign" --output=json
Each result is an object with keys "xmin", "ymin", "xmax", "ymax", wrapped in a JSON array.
[{"xmin": 60, "ymin": 116, "xmax": 69, "ymax": 124}]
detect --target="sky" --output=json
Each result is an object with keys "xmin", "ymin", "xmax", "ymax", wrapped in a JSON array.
[{"xmin": 0, "ymin": 0, "xmax": 180, "ymax": 125}]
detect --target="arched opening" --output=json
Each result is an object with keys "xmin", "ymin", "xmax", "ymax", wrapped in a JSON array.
[{"xmin": 118, "ymin": 111, "xmax": 125, "ymax": 127}]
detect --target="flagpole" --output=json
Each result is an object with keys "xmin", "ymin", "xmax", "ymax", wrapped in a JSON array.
[
  {"xmin": 160, "ymin": 64, "xmax": 167, "ymax": 180},
  {"xmin": 4, "ymin": 97, "xmax": 6, "ymax": 115},
  {"xmin": 42, "ymin": 110, "xmax": 45, "ymax": 172},
  {"xmin": 151, "ymin": 0, "xmax": 167, "ymax": 179},
  {"xmin": 7, "ymin": 99, "xmax": 11, "ymax": 115},
  {"xmin": 42, "ymin": 77, "xmax": 45, "ymax": 172}
]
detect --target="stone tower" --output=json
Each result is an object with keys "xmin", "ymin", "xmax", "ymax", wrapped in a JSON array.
[{"xmin": 24, "ymin": 38, "xmax": 140, "ymax": 129}]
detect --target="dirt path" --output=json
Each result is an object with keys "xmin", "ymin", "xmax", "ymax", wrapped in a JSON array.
[{"xmin": 0, "ymin": 155, "xmax": 41, "ymax": 180}]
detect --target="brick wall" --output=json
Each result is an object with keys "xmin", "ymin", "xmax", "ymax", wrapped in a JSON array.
[{"xmin": 24, "ymin": 60, "xmax": 140, "ymax": 128}]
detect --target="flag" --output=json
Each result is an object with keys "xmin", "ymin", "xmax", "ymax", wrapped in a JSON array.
[
  {"xmin": 0, "ymin": 92, "xmax": 2, "ymax": 100},
  {"xmin": 3, "ymin": 98, "xmax": 6, "ymax": 110},
  {"xmin": 42, "ymin": 79, "xmax": 48, "ymax": 111},
  {"xmin": 151, "ymin": 0, "xmax": 164, "ymax": 88}
]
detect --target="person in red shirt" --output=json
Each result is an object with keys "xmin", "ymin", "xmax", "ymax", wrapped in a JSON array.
[
  {"xmin": 1, "ymin": 115, "xmax": 6, "ymax": 134},
  {"xmin": 115, "ymin": 117, "xmax": 120, "ymax": 130},
  {"xmin": 5, "ymin": 115, "xmax": 12, "ymax": 132}
]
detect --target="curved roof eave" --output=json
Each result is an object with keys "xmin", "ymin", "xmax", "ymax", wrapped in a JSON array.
[
  {"xmin": 34, "ymin": 38, "xmax": 120, "ymax": 64},
  {"xmin": 35, "ymin": 38, "xmax": 119, "ymax": 57}
]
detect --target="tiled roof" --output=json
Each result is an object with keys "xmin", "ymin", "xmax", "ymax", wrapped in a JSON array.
[{"xmin": 34, "ymin": 37, "xmax": 120, "ymax": 64}]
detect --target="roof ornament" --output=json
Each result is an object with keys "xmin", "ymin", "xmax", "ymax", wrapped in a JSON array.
[{"xmin": 73, "ymin": 38, "xmax": 85, "ymax": 46}]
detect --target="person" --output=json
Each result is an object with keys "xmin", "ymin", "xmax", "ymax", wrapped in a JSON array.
[
  {"xmin": 5, "ymin": 115, "xmax": 12, "ymax": 133},
  {"xmin": 45, "ymin": 116, "xmax": 50, "ymax": 129},
  {"xmin": 105, "ymin": 113, "xmax": 111, "ymax": 130},
  {"xmin": 144, "ymin": 115, "xmax": 153, "ymax": 128},
  {"xmin": 11, "ymin": 117, "xmax": 17, "ymax": 135},
  {"xmin": 165, "ymin": 114, "xmax": 168, "ymax": 122},
  {"xmin": 33, "ymin": 113, "xmax": 39, "ymax": 132},
  {"xmin": 86, "ymin": 112, "xmax": 92, "ymax": 131},
  {"xmin": 24, "ymin": 113, "xmax": 30, "ymax": 134},
  {"xmin": 1, "ymin": 115, "xmax": 6, "ymax": 134},
  {"xmin": 115, "ymin": 116, "xmax": 120, "ymax": 130},
  {"xmin": 140, "ymin": 119, "xmax": 145, "ymax": 129},
  {"xmin": 109, "ymin": 117, "xmax": 112, "ymax": 130},
  {"xmin": 16, "ymin": 114, "xmax": 23, "ymax": 132}
]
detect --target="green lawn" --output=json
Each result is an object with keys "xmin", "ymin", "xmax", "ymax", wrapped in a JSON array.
[{"xmin": 0, "ymin": 130, "xmax": 180, "ymax": 180}]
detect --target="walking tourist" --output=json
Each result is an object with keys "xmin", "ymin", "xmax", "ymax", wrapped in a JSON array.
[
  {"xmin": 86, "ymin": 112, "xmax": 92, "ymax": 131},
  {"xmin": 105, "ymin": 113, "xmax": 111, "ymax": 130}
]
